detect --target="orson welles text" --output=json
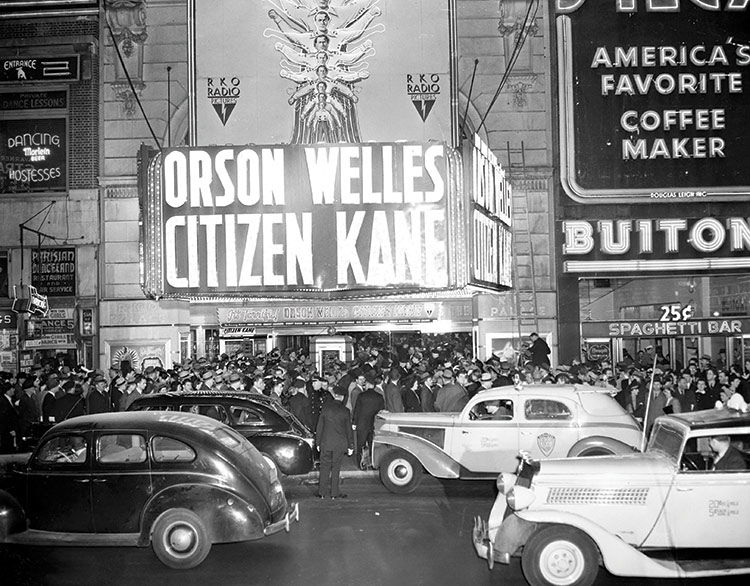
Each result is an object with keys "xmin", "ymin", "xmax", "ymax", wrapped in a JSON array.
[{"xmin": 160, "ymin": 143, "xmax": 451, "ymax": 293}]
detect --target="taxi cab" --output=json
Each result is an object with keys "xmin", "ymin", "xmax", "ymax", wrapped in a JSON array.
[
  {"xmin": 0, "ymin": 412, "xmax": 300, "ymax": 569},
  {"xmin": 372, "ymin": 384, "xmax": 641, "ymax": 493},
  {"xmin": 473, "ymin": 408, "xmax": 750, "ymax": 586}
]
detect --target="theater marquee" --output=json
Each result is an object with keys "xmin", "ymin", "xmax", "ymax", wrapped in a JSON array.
[
  {"xmin": 141, "ymin": 142, "xmax": 463, "ymax": 298},
  {"xmin": 555, "ymin": 0, "xmax": 750, "ymax": 203}
]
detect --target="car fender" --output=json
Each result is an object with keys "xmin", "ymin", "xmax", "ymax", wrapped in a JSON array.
[
  {"xmin": 139, "ymin": 483, "xmax": 265, "ymax": 546},
  {"xmin": 372, "ymin": 430, "xmax": 460, "ymax": 479},
  {"xmin": 517, "ymin": 509, "xmax": 685, "ymax": 578},
  {"xmin": 567, "ymin": 435, "xmax": 639, "ymax": 457},
  {"xmin": 248, "ymin": 433, "xmax": 315, "ymax": 476},
  {"xmin": 0, "ymin": 489, "xmax": 27, "ymax": 539}
]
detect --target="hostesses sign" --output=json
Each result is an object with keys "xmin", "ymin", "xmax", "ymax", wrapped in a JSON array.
[
  {"xmin": 555, "ymin": 0, "xmax": 750, "ymax": 203},
  {"xmin": 141, "ymin": 141, "xmax": 462, "ymax": 298}
]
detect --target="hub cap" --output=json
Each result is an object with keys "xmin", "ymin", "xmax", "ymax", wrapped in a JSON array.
[
  {"xmin": 387, "ymin": 458, "xmax": 413, "ymax": 486},
  {"xmin": 538, "ymin": 539, "xmax": 585, "ymax": 585},
  {"xmin": 165, "ymin": 522, "xmax": 198, "ymax": 556}
]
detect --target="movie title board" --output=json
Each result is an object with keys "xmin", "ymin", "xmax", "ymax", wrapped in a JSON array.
[
  {"xmin": 556, "ymin": 0, "xmax": 750, "ymax": 203},
  {"xmin": 144, "ymin": 142, "xmax": 459, "ymax": 298}
]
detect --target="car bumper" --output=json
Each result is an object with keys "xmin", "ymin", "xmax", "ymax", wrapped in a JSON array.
[
  {"xmin": 473, "ymin": 516, "xmax": 509, "ymax": 569},
  {"xmin": 263, "ymin": 502, "xmax": 299, "ymax": 536}
]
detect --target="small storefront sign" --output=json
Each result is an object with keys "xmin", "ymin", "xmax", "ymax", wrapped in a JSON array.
[
  {"xmin": 31, "ymin": 247, "xmax": 76, "ymax": 296},
  {"xmin": 582, "ymin": 318, "xmax": 749, "ymax": 339},
  {"xmin": 0, "ymin": 55, "xmax": 79, "ymax": 83}
]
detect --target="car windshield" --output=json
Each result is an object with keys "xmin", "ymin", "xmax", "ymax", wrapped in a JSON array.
[{"xmin": 646, "ymin": 421, "xmax": 684, "ymax": 463}]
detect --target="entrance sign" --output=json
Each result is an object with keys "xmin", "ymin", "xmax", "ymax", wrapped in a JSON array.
[
  {"xmin": 143, "ymin": 142, "xmax": 460, "ymax": 298},
  {"xmin": 555, "ymin": 1, "xmax": 750, "ymax": 203}
]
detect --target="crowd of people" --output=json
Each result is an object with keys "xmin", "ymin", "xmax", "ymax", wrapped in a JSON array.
[{"xmin": 2, "ymin": 332, "xmax": 750, "ymax": 463}]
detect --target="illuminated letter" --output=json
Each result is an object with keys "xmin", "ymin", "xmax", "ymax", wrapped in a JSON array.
[
  {"xmin": 689, "ymin": 217, "xmax": 725, "ymax": 252},
  {"xmin": 562, "ymin": 221, "xmax": 594, "ymax": 255},
  {"xmin": 164, "ymin": 151, "xmax": 188, "ymax": 208},
  {"xmin": 165, "ymin": 216, "xmax": 187, "ymax": 287},
  {"xmin": 728, "ymin": 217, "xmax": 750, "ymax": 251},
  {"xmin": 262, "ymin": 148, "xmax": 285, "ymax": 205},
  {"xmin": 637, "ymin": 220, "xmax": 653, "ymax": 253},
  {"xmin": 599, "ymin": 220, "xmax": 632, "ymax": 254},
  {"xmin": 236, "ymin": 149, "xmax": 261, "ymax": 206},
  {"xmin": 340, "ymin": 146, "xmax": 361, "ymax": 205},
  {"xmin": 424, "ymin": 144, "xmax": 445, "ymax": 203},
  {"xmin": 224, "ymin": 214, "xmax": 237, "ymax": 287},
  {"xmin": 403, "ymin": 144, "xmax": 424, "ymax": 203},
  {"xmin": 306, "ymin": 147, "xmax": 338, "ymax": 205},
  {"xmin": 657, "ymin": 219, "xmax": 688, "ymax": 253},
  {"xmin": 367, "ymin": 211, "xmax": 395, "ymax": 284},
  {"xmin": 189, "ymin": 150, "xmax": 213, "ymax": 208},
  {"xmin": 200, "ymin": 215, "xmax": 222, "ymax": 287},
  {"xmin": 336, "ymin": 211, "xmax": 366, "ymax": 284},
  {"xmin": 394, "ymin": 210, "xmax": 422, "ymax": 282},
  {"xmin": 213, "ymin": 149, "xmax": 235, "ymax": 207},
  {"xmin": 262, "ymin": 214, "xmax": 285, "ymax": 285},
  {"xmin": 285, "ymin": 213, "xmax": 313, "ymax": 285}
]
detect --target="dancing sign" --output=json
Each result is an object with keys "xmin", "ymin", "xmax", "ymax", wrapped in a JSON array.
[{"xmin": 190, "ymin": 0, "xmax": 457, "ymax": 146}]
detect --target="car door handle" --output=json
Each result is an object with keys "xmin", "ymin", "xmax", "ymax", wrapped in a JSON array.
[
  {"xmin": 676, "ymin": 487, "xmax": 693, "ymax": 492},
  {"xmin": 462, "ymin": 431, "xmax": 469, "ymax": 434},
  {"xmin": 92, "ymin": 478, "xmax": 108, "ymax": 483},
  {"xmin": 73, "ymin": 479, "xmax": 90, "ymax": 483}
]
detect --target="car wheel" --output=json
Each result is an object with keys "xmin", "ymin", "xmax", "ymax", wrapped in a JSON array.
[
  {"xmin": 521, "ymin": 525, "xmax": 599, "ymax": 586},
  {"xmin": 379, "ymin": 449, "xmax": 423, "ymax": 494},
  {"xmin": 151, "ymin": 509, "xmax": 212, "ymax": 569}
]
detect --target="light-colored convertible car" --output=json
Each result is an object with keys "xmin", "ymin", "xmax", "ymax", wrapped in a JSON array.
[
  {"xmin": 372, "ymin": 384, "xmax": 641, "ymax": 493},
  {"xmin": 473, "ymin": 408, "xmax": 750, "ymax": 586}
]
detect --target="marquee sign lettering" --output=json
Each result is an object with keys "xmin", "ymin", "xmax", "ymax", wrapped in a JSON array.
[
  {"xmin": 561, "ymin": 216, "xmax": 750, "ymax": 273},
  {"xmin": 555, "ymin": 0, "xmax": 750, "ymax": 202},
  {"xmin": 581, "ymin": 318, "xmax": 749, "ymax": 339},
  {"xmin": 464, "ymin": 134, "xmax": 513, "ymax": 290},
  {"xmin": 142, "ymin": 142, "xmax": 460, "ymax": 298}
]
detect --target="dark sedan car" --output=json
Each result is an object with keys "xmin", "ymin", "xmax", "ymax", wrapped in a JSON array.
[
  {"xmin": 0, "ymin": 412, "xmax": 299, "ymax": 569},
  {"xmin": 128, "ymin": 391, "xmax": 315, "ymax": 476}
]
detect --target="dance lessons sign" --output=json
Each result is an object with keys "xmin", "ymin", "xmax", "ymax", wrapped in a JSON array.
[
  {"xmin": 189, "ymin": 0, "xmax": 457, "ymax": 146},
  {"xmin": 555, "ymin": 0, "xmax": 750, "ymax": 203},
  {"xmin": 141, "ymin": 142, "xmax": 460, "ymax": 298}
]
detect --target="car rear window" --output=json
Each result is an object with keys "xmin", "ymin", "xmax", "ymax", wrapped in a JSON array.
[
  {"xmin": 98, "ymin": 434, "xmax": 147, "ymax": 464},
  {"xmin": 578, "ymin": 391, "xmax": 629, "ymax": 416},
  {"xmin": 524, "ymin": 399, "xmax": 572, "ymax": 420},
  {"xmin": 152, "ymin": 436, "xmax": 196, "ymax": 463}
]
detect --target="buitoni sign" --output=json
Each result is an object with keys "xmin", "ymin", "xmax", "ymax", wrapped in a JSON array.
[{"xmin": 142, "ymin": 142, "xmax": 460, "ymax": 298}]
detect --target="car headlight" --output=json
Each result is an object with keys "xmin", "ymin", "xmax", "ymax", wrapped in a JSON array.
[
  {"xmin": 506, "ymin": 485, "xmax": 536, "ymax": 511},
  {"xmin": 496, "ymin": 472, "xmax": 517, "ymax": 494}
]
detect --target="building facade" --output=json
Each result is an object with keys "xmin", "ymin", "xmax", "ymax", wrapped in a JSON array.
[
  {"xmin": 97, "ymin": 0, "xmax": 557, "ymax": 371},
  {"xmin": 0, "ymin": 1, "xmax": 100, "ymax": 372}
]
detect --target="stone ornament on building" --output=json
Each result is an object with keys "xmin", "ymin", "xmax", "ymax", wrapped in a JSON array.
[
  {"xmin": 497, "ymin": 0, "xmax": 538, "ymax": 110},
  {"xmin": 105, "ymin": 0, "xmax": 148, "ymax": 116}
]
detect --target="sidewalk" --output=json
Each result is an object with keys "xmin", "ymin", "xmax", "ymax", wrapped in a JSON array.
[{"xmin": 0, "ymin": 452, "xmax": 377, "ymax": 482}]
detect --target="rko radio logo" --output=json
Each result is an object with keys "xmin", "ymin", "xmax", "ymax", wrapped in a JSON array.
[
  {"xmin": 207, "ymin": 76, "xmax": 240, "ymax": 125},
  {"xmin": 406, "ymin": 73, "xmax": 440, "ymax": 122}
]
